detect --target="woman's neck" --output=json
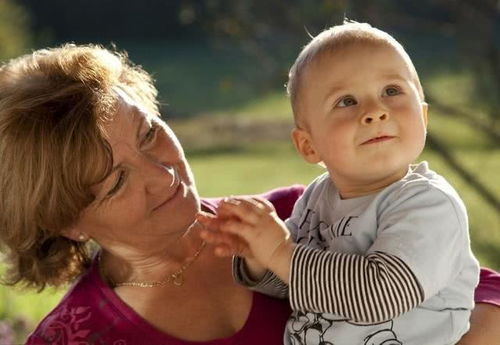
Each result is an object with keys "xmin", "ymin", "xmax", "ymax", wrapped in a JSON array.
[{"xmin": 100, "ymin": 221, "xmax": 207, "ymax": 287}]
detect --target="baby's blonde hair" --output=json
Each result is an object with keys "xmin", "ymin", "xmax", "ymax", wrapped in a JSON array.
[
  {"xmin": 287, "ymin": 21, "xmax": 424, "ymax": 125},
  {"xmin": 0, "ymin": 44, "xmax": 158, "ymax": 290}
]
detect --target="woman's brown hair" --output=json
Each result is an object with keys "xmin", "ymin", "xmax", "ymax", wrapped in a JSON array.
[{"xmin": 0, "ymin": 44, "xmax": 159, "ymax": 290}]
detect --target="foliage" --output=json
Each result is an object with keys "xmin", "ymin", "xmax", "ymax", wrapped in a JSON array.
[
  {"xmin": 183, "ymin": 0, "xmax": 348, "ymax": 88},
  {"xmin": 452, "ymin": 0, "xmax": 500, "ymax": 122},
  {"xmin": 184, "ymin": 0, "xmax": 500, "ymax": 123},
  {"xmin": 0, "ymin": 0, "xmax": 31, "ymax": 61}
]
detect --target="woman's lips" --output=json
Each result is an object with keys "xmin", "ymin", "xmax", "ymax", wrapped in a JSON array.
[{"xmin": 361, "ymin": 135, "xmax": 396, "ymax": 145}]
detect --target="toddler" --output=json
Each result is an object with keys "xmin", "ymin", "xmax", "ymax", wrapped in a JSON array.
[{"xmin": 198, "ymin": 22, "xmax": 479, "ymax": 345}]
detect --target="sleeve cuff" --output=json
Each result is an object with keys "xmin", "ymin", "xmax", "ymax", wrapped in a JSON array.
[{"xmin": 232, "ymin": 256, "xmax": 289, "ymax": 298}]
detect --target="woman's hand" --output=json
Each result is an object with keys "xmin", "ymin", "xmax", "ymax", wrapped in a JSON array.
[{"xmin": 456, "ymin": 303, "xmax": 500, "ymax": 345}]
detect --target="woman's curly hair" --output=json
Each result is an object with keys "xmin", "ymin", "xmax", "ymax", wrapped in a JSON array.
[{"xmin": 0, "ymin": 44, "xmax": 159, "ymax": 291}]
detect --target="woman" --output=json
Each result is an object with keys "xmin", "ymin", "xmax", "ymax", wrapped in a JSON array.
[{"xmin": 0, "ymin": 44, "xmax": 498, "ymax": 345}]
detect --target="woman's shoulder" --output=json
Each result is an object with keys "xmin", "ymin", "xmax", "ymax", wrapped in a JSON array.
[
  {"xmin": 24, "ymin": 259, "xmax": 121, "ymax": 344},
  {"xmin": 257, "ymin": 185, "xmax": 305, "ymax": 219},
  {"xmin": 26, "ymin": 260, "xmax": 104, "ymax": 345},
  {"xmin": 202, "ymin": 185, "xmax": 305, "ymax": 220}
]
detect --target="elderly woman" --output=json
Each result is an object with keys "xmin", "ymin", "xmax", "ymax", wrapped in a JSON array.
[{"xmin": 0, "ymin": 45, "xmax": 498, "ymax": 345}]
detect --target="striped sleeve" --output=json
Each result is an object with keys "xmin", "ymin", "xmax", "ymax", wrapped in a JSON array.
[
  {"xmin": 233, "ymin": 256, "xmax": 289, "ymax": 298},
  {"xmin": 290, "ymin": 245, "xmax": 424, "ymax": 323}
]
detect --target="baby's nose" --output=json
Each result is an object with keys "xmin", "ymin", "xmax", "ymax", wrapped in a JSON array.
[{"xmin": 361, "ymin": 112, "xmax": 389, "ymax": 125}]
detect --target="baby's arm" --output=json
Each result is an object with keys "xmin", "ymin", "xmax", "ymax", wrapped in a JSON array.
[{"xmin": 200, "ymin": 196, "xmax": 424, "ymax": 324}]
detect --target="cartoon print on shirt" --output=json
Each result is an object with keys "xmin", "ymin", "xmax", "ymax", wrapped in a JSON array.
[
  {"xmin": 296, "ymin": 209, "xmax": 329, "ymax": 249},
  {"xmin": 289, "ymin": 311, "xmax": 337, "ymax": 345},
  {"xmin": 331, "ymin": 216, "xmax": 357, "ymax": 238},
  {"xmin": 288, "ymin": 311, "xmax": 402, "ymax": 345}
]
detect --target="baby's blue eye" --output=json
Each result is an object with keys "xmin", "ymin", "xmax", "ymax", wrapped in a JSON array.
[
  {"xmin": 336, "ymin": 96, "xmax": 357, "ymax": 108},
  {"xmin": 384, "ymin": 86, "xmax": 400, "ymax": 96}
]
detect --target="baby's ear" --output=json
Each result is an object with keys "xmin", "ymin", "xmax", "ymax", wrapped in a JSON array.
[
  {"xmin": 291, "ymin": 128, "xmax": 321, "ymax": 164},
  {"xmin": 421, "ymin": 102, "xmax": 429, "ymax": 127}
]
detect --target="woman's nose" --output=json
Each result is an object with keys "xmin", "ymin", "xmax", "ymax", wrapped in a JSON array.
[
  {"xmin": 140, "ymin": 155, "xmax": 177, "ymax": 193},
  {"xmin": 360, "ymin": 111, "xmax": 389, "ymax": 125}
]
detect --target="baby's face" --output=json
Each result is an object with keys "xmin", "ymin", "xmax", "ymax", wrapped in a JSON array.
[{"xmin": 297, "ymin": 43, "xmax": 428, "ymax": 195}]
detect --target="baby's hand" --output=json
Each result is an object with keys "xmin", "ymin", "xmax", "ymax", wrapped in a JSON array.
[
  {"xmin": 196, "ymin": 211, "xmax": 251, "ymax": 258},
  {"xmin": 213, "ymin": 197, "xmax": 292, "ymax": 269}
]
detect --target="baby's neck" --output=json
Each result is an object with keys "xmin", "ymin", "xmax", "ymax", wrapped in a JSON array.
[{"xmin": 335, "ymin": 166, "xmax": 410, "ymax": 200}]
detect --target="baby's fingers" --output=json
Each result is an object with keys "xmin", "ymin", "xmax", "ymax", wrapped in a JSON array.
[
  {"xmin": 249, "ymin": 197, "xmax": 276, "ymax": 213},
  {"xmin": 218, "ymin": 198, "xmax": 267, "ymax": 226},
  {"xmin": 219, "ymin": 218, "xmax": 259, "ymax": 243},
  {"xmin": 199, "ymin": 230, "xmax": 251, "ymax": 258},
  {"xmin": 196, "ymin": 211, "xmax": 223, "ymax": 231},
  {"xmin": 200, "ymin": 226, "xmax": 236, "ymax": 246},
  {"xmin": 213, "ymin": 244, "xmax": 235, "ymax": 257}
]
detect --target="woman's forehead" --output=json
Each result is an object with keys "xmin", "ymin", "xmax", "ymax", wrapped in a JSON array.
[
  {"xmin": 99, "ymin": 97, "xmax": 141, "ymax": 155},
  {"xmin": 113, "ymin": 87, "xmax": 152, "ymax": 118}
]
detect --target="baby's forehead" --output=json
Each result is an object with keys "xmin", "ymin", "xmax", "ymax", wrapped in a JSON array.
[
  {"xmin": 305, "ymin": 43, "xmax": 415, "ymax": 82},
  {"xmin": 314, "ymin": 42, "xmax": 404, "ymax": 68}
]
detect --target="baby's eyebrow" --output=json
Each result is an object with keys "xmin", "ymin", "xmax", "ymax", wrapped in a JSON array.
[
  {"xmin": 323, "ymin": 85, "xmax": 345, "ymax": 103},
  {"xmin": 380, "ymin": 73, "xmax": 409, "ymax": 83}
]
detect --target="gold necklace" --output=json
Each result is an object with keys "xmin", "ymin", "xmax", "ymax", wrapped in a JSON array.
[{"xmin": 103, "ymin": 241, "xmax": 207, "ymax": 288}]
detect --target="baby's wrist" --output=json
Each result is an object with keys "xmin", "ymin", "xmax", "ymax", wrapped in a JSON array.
[
  {"xmin": 266, "ymin": 240, "xmax": 295, "ymax": 283},
  {"xmin": 244, "ymin": 257, "xmax": 267, "ymax": 281}
]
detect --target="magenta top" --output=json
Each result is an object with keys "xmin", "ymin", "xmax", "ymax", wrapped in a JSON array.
[
  {"xmin": 25, "ymin": 186, "xmax": 500, "ymax": 344},
  {"xmin": 475, "ymin": 268, "xmax": 500, "ymax": 307}
]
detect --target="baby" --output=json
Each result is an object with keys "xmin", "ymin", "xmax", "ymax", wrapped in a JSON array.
[{"xmin": 198, "ymin": 22, "xmax": 479, "ymax": 345}]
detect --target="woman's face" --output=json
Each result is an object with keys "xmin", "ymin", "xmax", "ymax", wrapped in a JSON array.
[{"xmin": 72, "ymin": 89, "xmax": 200, "ymax": 253}]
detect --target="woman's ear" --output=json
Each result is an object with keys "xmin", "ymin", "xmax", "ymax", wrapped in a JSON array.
[
  {"xmin": 61, "ymin": 225, "xmax": 89, "ymax": 242},
  {"xmin": 291, "ymin": 128, "xmax": 321, "ymax": 164}
]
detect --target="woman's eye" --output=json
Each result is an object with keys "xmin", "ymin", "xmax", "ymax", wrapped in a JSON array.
[
  {"xmin": 142, "ymin": 124, "xmax": 158, "ymax": 146},
  {"xmin": 384, "ymin": 86, "xmax": 401, "ymax": 96},
  {"xmin": 107, "ymin": 171, "xmax": 126, "ymax": 196},
  {"xmin": 336, "ymin": 96, "xmax": 357, "ymax": 108}
]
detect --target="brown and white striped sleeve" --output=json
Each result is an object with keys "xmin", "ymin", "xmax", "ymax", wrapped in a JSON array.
[{"xmin": 290, "ymin": 244, "xmax": 424, "ymax": 323}]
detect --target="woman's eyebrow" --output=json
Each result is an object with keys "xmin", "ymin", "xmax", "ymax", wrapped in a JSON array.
[
  {"xmin": 107, "ymin": 108, "xmax": 143, "ymax": 174},
  {"xmin": 133, "ymin": 107, "xmax": 146, "ymax": 144}
]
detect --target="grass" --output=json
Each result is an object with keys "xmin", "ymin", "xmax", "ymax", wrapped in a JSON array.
[{"xmin": 0, "ymin": 44, "xmax": 499, "ymax": 341}]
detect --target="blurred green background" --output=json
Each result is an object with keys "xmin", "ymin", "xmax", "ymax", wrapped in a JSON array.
[{"xmin": 0, "ymin": 0, "xmax": 499, "ymax": 342}]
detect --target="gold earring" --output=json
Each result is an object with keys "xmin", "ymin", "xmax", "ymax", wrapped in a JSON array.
[{"xmin": 78, "ymin": 234, "xmax": 87, "ymax": 242}]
